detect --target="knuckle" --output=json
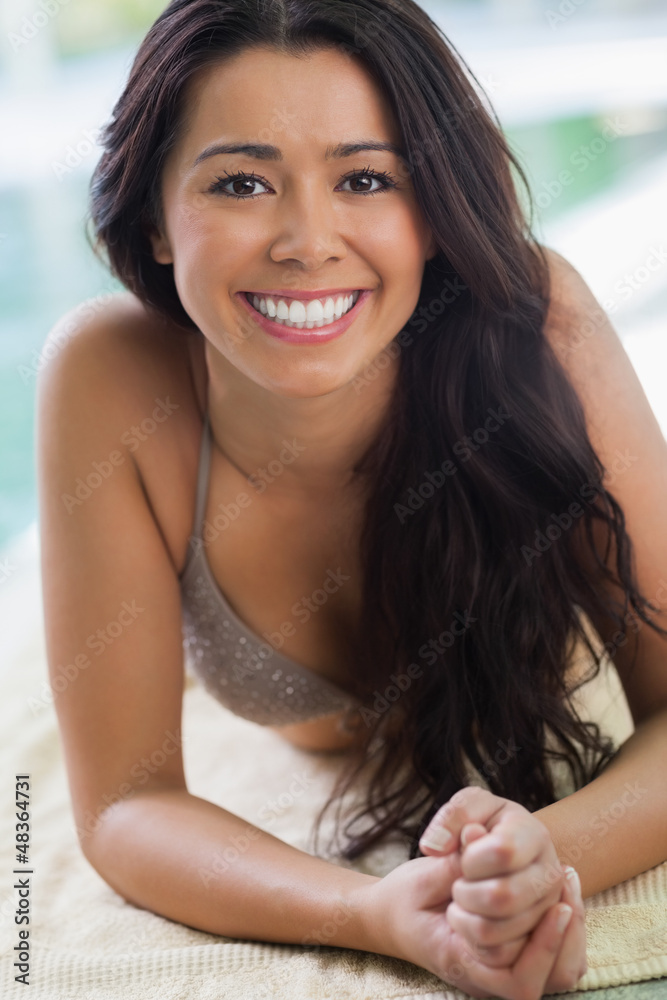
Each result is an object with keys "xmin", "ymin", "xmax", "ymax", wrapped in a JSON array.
[
  {"xmin": 473, "ymin": 917, "xmax": 498, "ymax": 946},
  {"xmin": 445, "ymin": 789, "xmax": 472, "ymax": 817},
  {"xmin": 486, "ymin": 879, "xmax": 514, "ymax": 911},
  {"xmin": 451, "ymin": 786, "xmax": 485, "ymax": 808},
  {"xmin": 492, "ymin": 840, "xmax": 514, "ymax": 867}
]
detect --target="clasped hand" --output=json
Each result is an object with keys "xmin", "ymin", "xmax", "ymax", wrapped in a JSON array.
[
  {"xmin": 369, "ymin": 785, "xmax": 587, "ymax": 1000},
  {"xmin": 419, "ymin": 786, "xmax": 587, "ymax": 998}
]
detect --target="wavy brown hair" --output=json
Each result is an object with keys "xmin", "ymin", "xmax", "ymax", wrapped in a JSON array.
[{"xmin": 87, "ymin": 0, "xmax": 667, "ymax": 862}]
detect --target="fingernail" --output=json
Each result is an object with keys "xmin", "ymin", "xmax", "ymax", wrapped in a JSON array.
[
  {"xmin": 565, "ymin": 867, "xmax": 582, "ymax": 897},
  {"xmin": 420, "ymin": 826, "xmax": 453, "ymax": 851},
  {"xmin": 556, "ymin": 904, "xmax": 573, "ymax": 934}
]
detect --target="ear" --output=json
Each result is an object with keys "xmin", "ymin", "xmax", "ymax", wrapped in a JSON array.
[{"xmin": 144, "ymin": 218, "xmax": 174, "ymax": 265}]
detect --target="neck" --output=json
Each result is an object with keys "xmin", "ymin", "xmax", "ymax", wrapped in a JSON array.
[{"xmin": 202, "ymin": 340, "xmax": 399, "ymax": 503}]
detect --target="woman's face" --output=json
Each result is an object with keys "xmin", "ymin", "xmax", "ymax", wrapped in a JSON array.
[{"xmin": 150, "ymin": 44, "xmax": 437, "ymax": 397}]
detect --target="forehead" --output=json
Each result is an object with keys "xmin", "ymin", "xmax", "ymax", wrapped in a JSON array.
[{"xmin": 177, "ymin": 45, "xmax": 401, "ymax": 155}]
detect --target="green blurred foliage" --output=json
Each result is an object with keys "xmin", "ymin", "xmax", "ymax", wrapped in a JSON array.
[{"xmin": 55, "ymin": 0, "xmax": 170, "ymax": 58}]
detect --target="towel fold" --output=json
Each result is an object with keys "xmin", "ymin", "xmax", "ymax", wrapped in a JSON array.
[{"xmin": 1, "ymin": 551, "xmax": 666, "ymax": 999}]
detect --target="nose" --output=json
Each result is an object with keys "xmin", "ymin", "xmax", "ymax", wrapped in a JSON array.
[{"xmin": 268, "ymin": 179, "xmax": 348, "ymax": 270}]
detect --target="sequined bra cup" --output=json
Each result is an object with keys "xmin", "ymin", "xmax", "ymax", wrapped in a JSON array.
[{"xmin": 179, "ymin": 410, "xmax": 362, "ymax": 727}]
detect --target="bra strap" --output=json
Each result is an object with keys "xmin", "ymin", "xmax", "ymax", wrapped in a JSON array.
[{"xmin": 190, "ymin": 409, "xmax": 212, "ymax": 553}]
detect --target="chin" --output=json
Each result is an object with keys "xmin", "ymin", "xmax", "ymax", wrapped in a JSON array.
[{"xmin": 255, "ymin": 365, "xmax": 357, "ymax": 399}]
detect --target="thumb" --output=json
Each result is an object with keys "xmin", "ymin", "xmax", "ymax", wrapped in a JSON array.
[{"xmin": 414, "ymin": 851, "xmax": 464, "ymax": 909}]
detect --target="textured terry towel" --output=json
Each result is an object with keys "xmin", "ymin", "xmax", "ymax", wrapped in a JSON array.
[{"xmin": 1, "ymin": 535, "xmax": 666, "ymax": 999}]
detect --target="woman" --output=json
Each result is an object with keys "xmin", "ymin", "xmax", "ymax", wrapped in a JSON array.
[{"xmin": 37, "ymin": 1, "xmax": 667, "ymax": 998}]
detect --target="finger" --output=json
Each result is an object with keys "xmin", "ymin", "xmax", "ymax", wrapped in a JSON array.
[
  {"xmin": 471, "ymin": 933, "xmax": 529, "ymax": 969},
  {"xmin": 446, "ymin": 892, "xmax": 554, "ymax": 950},
  {"xmin": 452, "ymin": 858, "xmax": 564, "ymax": 918},
  {"xmin": 414, "ymin": 852, "xmax": 465, "ymax": 910},
  {"xmin": 543, "ymin": 866, "xmax": 588, "ymax": 993},
  {"xmin": 419, "ymin": 786, "xmax": 508, "ymax": 855},
  {"xmin": 459, "ymin": 817, "xmax": 550, "ymax": 880},
  {"xmin": 466, "ymin": 901, "xmax": 574, "ymax": 999},
  {"xmin": 461, "ymin": 822, "xmax": 488, "ymax": 849}
]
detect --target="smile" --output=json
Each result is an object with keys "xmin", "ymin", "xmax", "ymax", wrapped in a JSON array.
[
  {"xmin": 236, "ymin": 288, "xmax": 373, "ymax": 345},
  {"xmin": 244, "ymin": 291, "xmax": 361, "ymax": 330}
]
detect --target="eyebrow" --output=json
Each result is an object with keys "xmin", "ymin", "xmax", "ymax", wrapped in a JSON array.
[{"xmin": 192, "ymin": 139, "xmax": 405, "ymax": 167}]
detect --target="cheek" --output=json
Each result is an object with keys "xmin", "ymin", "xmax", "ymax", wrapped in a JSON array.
[
  {"xmin": 364, "ymin": 204, "xmax": 428, "ymax": 277},
  {"xmin": 374, "ymin": 210, "xmax": 429, "ymax": 306},
  {"xmin": 170, "ymin": 210, "xmax": 235, "ymax": 293}
]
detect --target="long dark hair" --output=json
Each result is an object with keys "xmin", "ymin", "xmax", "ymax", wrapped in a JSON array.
[{"xmin": 88, "ymin": 0, "xmax": 667, "ymax": 862}]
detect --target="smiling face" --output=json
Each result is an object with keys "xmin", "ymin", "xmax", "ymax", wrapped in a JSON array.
[{"xmin": 149, "ymin": 44, "xmax": 438, "ymax": 397}]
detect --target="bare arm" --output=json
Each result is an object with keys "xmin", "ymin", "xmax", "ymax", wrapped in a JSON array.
[
  {"xmin": 36, "ymin": 296, "xmax": 590, "ymax": 1000},
  {"xmin": 85, "ymin": 787, "xmax": 380, "ymax": 949},
  {"xmin": 36, "ymin": 298, "xmax": 381, "ymax": 956}
]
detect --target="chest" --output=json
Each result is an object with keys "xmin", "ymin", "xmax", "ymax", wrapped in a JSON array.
[{"xmin": 200, "ymin": 448, "xmax": 365, "ymax": 694}]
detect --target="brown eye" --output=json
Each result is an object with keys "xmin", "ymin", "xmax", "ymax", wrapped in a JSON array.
[{"xmin": 208, "ymin": 172, "xmax": 271, "ymax": 200}]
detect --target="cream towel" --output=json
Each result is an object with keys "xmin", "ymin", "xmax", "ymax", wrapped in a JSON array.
[{"xmin": 1, "ymin": 535, "xmax": 666, "ymax": 999}]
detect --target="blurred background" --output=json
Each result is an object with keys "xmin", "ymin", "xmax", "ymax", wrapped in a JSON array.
[{"xmin": 1, "ymin": 0, "xmax": 666, "ymax": 642}]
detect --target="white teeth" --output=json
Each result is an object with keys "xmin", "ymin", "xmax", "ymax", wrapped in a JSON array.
[
  {"xmin": 247, "ymin": 291, "xmax": 360, "ymax": 329},
  {"xmin": 288, "ymin": 300, "xmax": 307, "ymax": 323},
  {"xmin": 305, "ymin": 299, "xmax": 324, "ymax": 323}
]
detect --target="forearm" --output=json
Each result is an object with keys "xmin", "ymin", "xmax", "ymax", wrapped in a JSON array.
[
  {"xmin": 533, "ymin": 707, "xmax": 667, "ymax": 898},
  {"xmin": 83, "ymin": 787, "xmax": 381, "ymax": 950}
]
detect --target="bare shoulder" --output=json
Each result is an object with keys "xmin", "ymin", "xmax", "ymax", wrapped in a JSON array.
[
  {"xmin": 41, "ymin": 292, "xmax": 201, "ymax": 418},
  {"xmin": 38, "ymin": 291, "xmax": 205, "ymax": 574},
  {"xmin": 538, "ymin": 242, "xmax": 651, "ymax": 439},
  {"xmin": 540, "ymin": 245, "xmax": 612, "ymax": 369}
]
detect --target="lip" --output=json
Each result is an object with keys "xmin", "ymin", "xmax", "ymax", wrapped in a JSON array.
[
  {"xmin": 242, "ymin": 288, "xmax": 371, "ymax": 302},
  {"xmin": 236, "ymin": 289, "xmax": 373, "ymax": 345}
]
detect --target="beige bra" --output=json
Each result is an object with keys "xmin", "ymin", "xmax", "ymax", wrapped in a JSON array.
[{"xmin": 179, "ymin": 409, "xmax": 362, "ymax": 727}]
